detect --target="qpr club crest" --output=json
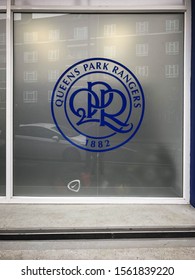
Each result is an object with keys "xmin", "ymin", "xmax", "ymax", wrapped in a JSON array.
[{"xmin": 51, "ymin": 58, "xmax": 145, "ymax": 152}]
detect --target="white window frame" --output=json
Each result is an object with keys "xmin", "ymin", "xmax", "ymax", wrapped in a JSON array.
[{"xmin": 2, "ymin": 0, "xmax": 191, "ymax": 204}]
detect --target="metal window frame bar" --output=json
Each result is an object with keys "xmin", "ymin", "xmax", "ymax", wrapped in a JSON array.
[
  {"xmin": 1, "ymin": 226, "xmax": 195, "ymax": 240},
  {"xmin": 1, "ymin": 0, "xmax": 191, "ymax": 204}
]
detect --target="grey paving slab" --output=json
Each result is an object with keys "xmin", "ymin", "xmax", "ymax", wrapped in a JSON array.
[
  {"xmin": 0, "ymin": 239, "xmax": 195, "ymax": 260},
  {"xmin": 0, "ymin": 204, "xmax": 194, "ymax": 229}
]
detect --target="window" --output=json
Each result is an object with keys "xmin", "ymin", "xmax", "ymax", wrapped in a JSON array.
[
  {"xmin": 48, "ymin": 29, "xmax": 60, "ymax": 41},
  {"xmin": 12, "ymin": 13, "xmax": 185, "ymax": 199},
  {"xmin": 166, "ymin": 19, "xmax": 180, "ymax": 33},
  {"xmin": 24, "ymin": 51, "xmax": 38, "ymax": 63},
  {"xmin": 104, "ymin": 24, "xmax": 116, "ymax": 36},
  {"xmin": 23, "ymin": 91, "xmax": 38, "ymax": 103},
  {"xmin": 48, "ymin": 70, "xmax": 59, "ymax": 82},
  {"xmin": 48, "ymin": 49, "xmax": 59, "ymax": 61},
  {"xmin": 136, "ymin": 43, "xmax": 149, "ymax": 56},
  {"xmin": 24, "ymin": 71, "xmax": 37, "ymax": 82},
  {"xmin": 166, "ymin": 41, "xmax": 179, "ymax": 55},
  {"xmin": 74, "ymin": 27, "xmax": 88, "ymax": 40},
  {"xmin": 136, "ymin": 66, "xmax": 149, "ymax": 77},
  {"xmin": 24, "ymin": 32, "xmax": 38, "ymax": 43},
  {"xmin": 165, "ymin": 64, "xmax": 179, "ymax": 78},
  {"xmin": 136, "ymin": 21, "xmax": 149, "ymax": 34}
]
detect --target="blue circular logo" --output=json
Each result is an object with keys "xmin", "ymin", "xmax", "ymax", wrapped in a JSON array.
[{"xmin": 51, "ymin": 58, "xmax": 145, "ymax": 152}]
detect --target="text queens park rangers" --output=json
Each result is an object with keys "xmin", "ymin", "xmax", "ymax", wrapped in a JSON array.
[{"xmin": 51, "ymin": 58, "xmax": 145, "ymax": 152}]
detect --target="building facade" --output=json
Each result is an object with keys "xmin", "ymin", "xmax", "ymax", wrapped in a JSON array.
[{"xmin": 0, "ymin": 0, "xmax": 193, "ymax": 205}]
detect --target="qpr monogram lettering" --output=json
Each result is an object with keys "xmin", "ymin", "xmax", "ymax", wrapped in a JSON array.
[{"xmin": 51, "ymin": 58, "xmax": 145, "ymax": 152}]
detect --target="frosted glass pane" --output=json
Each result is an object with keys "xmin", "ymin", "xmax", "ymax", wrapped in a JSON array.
[
  {"xmin": 13, "ymin": 13, "xmax": 184, "ymax": 197},
  {"xmin": 0, "ymin": 14, "xmax": 6, "ymax": 196},
  {"xmin": 14, "ymin": 0, "xmax": 184, "ymax": 6}
]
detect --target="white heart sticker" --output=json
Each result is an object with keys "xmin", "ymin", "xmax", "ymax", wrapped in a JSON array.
[{"xmin": 67, "ymin": 179, "xmax": 81, "ymax": 192}]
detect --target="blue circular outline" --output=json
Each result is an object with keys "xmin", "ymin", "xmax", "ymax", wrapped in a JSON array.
[
  {"xmin": 64, "ymin": 71, "xmax": 132, "ymax": 140},
  {"xmin": 51, "ymin": 57, "xmax": 145, "ymax": 153}
]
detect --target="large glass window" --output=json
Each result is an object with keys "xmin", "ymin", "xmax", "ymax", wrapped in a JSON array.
[
  {"xmin": 13, "ymin": 13, "xmax": 184, "ymax": 197},
  {"xmin": 0, "ymin": 13, "xmax": 6, "ymax": 196}
]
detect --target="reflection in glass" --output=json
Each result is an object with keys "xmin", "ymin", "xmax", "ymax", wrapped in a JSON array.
[
  {"xmin": 0, "ymin": 14, "xmax": 6, "ymax": 196},
  {"xmin": 0, "ymin": 0, "xmax": 6, "ymax": 5},
  {"xmin": 14, "ymin": 13, "xmax": 184, "ymax": 197}
]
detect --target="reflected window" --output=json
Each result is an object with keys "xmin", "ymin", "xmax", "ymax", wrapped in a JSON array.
[
  {"xmin": 136, "ymin": 21, "xmax": 149, "ymax": 34},
  {"xmin": 104, "ymin": 24, "xmax": 116, "ymax": 36},
  {"xmin": 23, "ymin": 91, "xmax": 38, "ymax": 103},
  {"xmin": 49, "ymin": 29, "xmax": 60, "ymax": 41},
  {"xmin": 136, "ymin": 43, "xmax": 149, "ymax": 56},
  {"xmin": 165, "ymin": 64, "xmax": 179, "ymax": 78},
  {"xmin": 74, "ymin": 27, "xmax": 88, "ymax": 40},
  {"xmin": 24, "ymin": 51, "xmax": 38, "ymax": 63},
  {"xmin": 166, "ymin": 41, "xmax": 179, "ymax": 55},
  {"xmin": 48, "ymin": 49, "xmax": 59, "ymax": 61},
  {"xmin": 24, "ymin": 71, "xmax": 37, "ymax": 82},
  {"xmin": 24, "ymin": 32, "xmax": 38, "ymax": 43},
  {"xmin": 136, "ymin": 66, "xmax": 149, "ymax": 77},
  {"xmin": 166, "ymin": 19, "xmax": 179, "ymax": 33}
]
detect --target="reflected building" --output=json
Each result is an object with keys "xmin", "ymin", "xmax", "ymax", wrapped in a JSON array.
[{"xmin": 13, "ymin": 13, "xmax": 183, "ymax": 145}]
